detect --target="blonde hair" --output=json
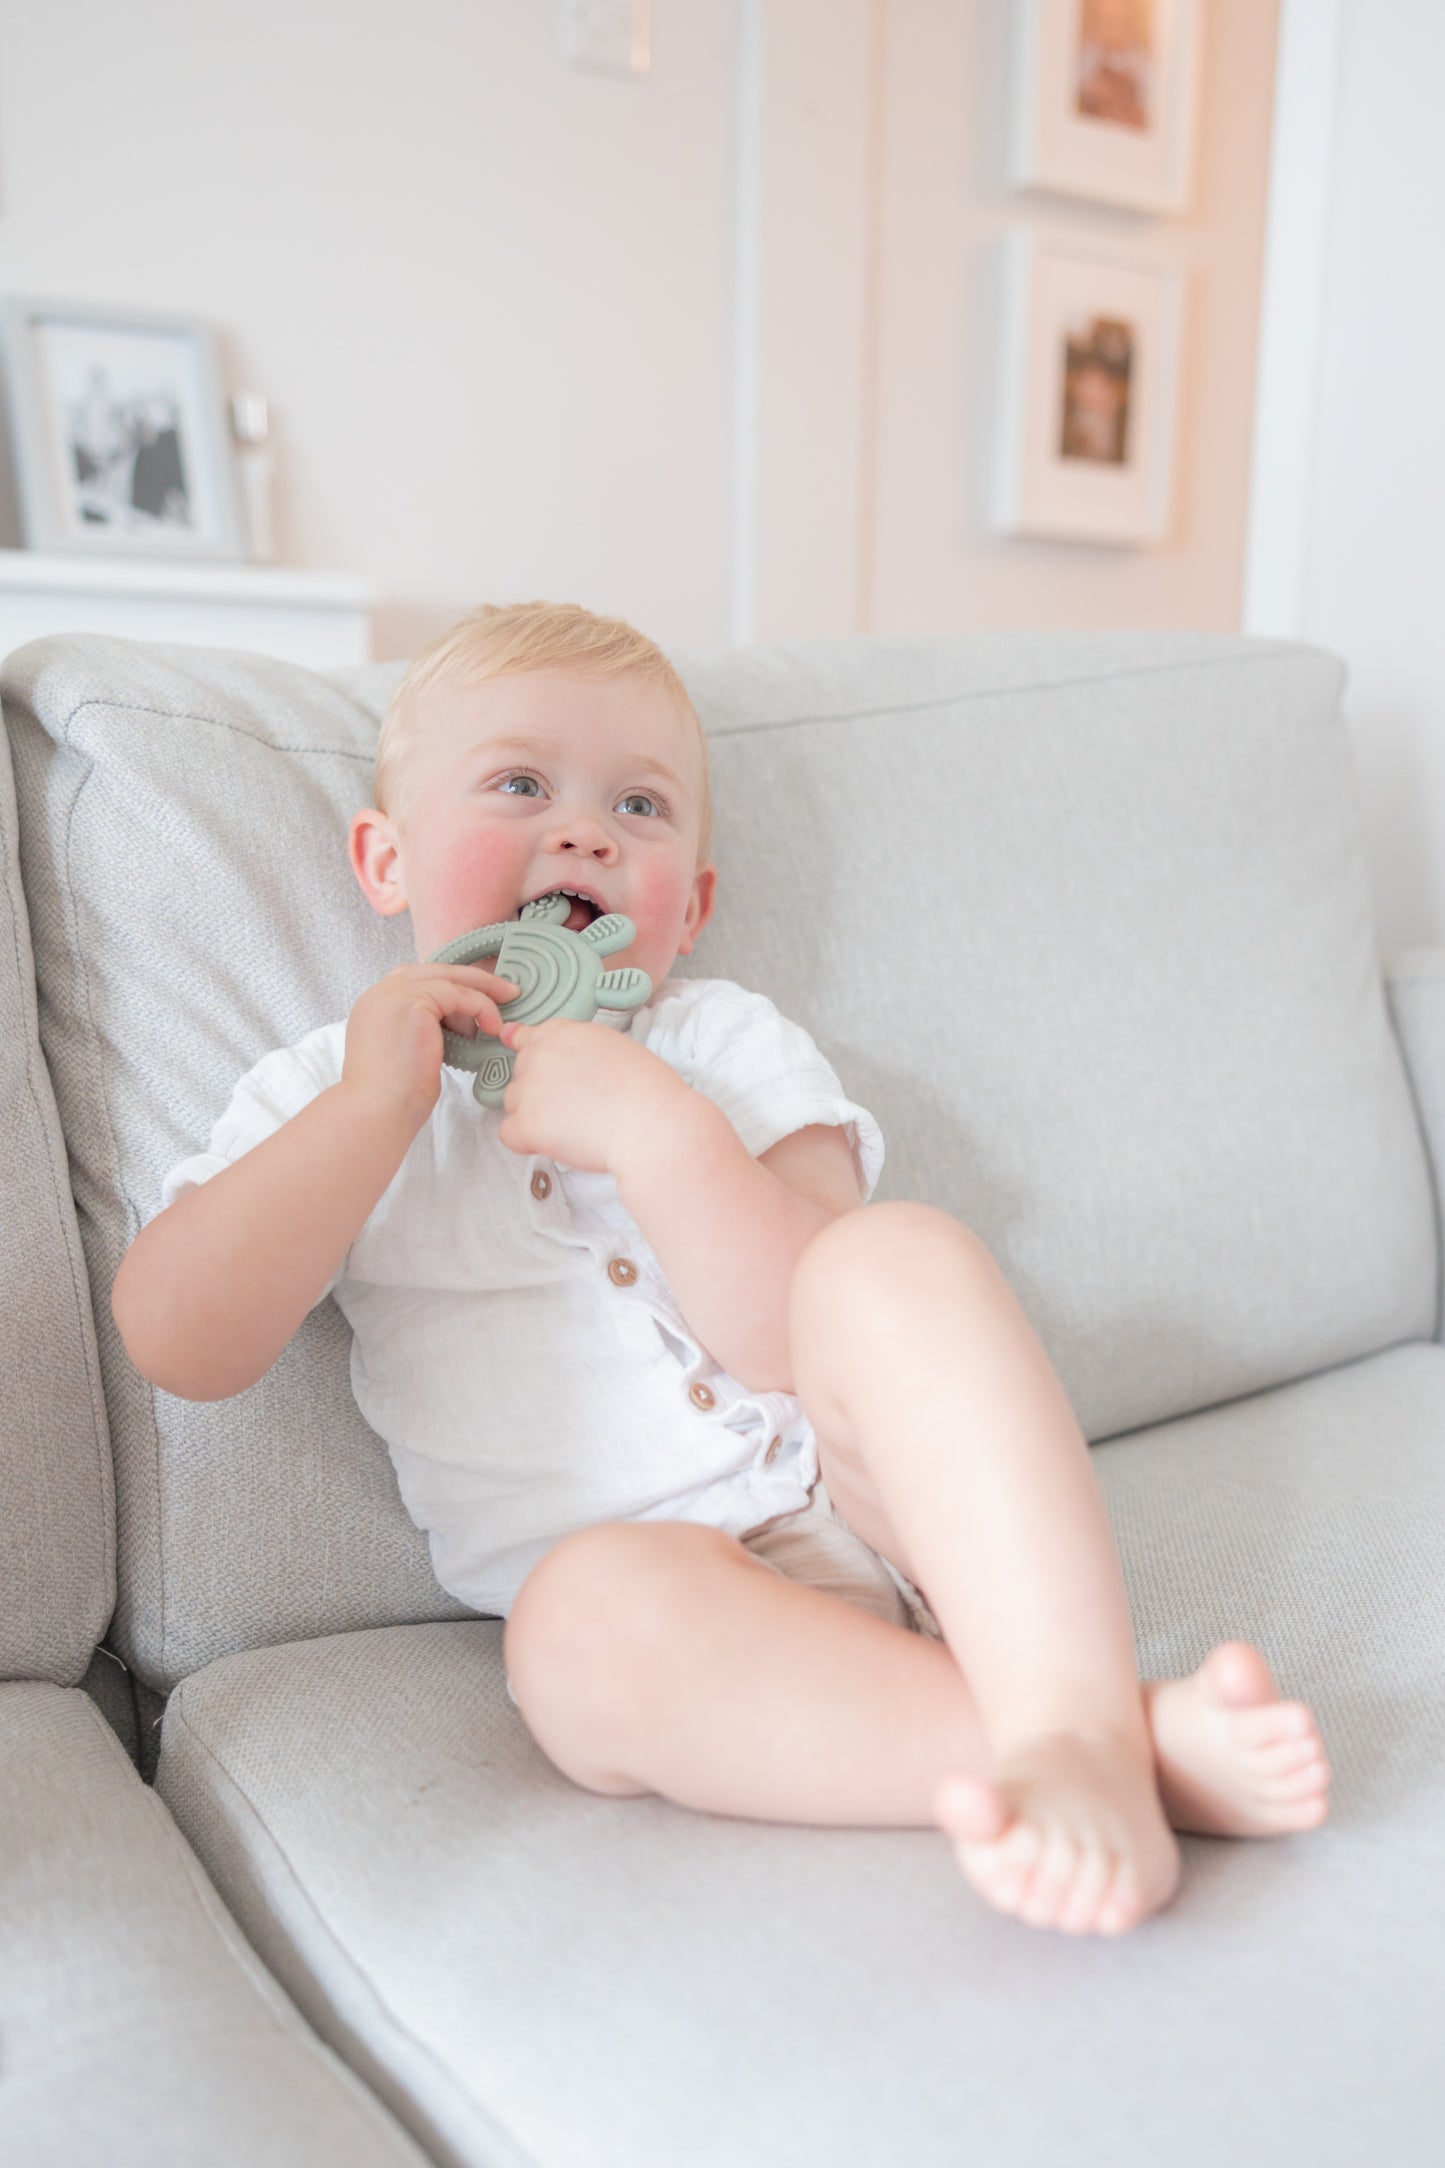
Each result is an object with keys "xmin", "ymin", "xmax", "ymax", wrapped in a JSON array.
[{"xmin": 375, "ymin": 600, "xmax": 712, "ymax": 858}]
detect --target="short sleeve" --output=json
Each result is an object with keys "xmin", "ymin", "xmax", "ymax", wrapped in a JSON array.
[
  {"xmin": 641, "ymin": 980, "xmax": 885, "ymax": 1200},
  {"xmin": 158, "ymin": 1021, "xmax": 347, "ymax": 1218}
]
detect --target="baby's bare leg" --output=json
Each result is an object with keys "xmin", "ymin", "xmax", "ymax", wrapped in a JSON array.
[
  {"xmin": 787, "ymin": 1204, "xmax": 1330, "ymax": 1931},
  {"xmin": 504, "ymin": 1519, "xmax": 993, "ymax": 1826},
  {"xmin": 504, "ymin": 1523, "xmax": 1330, "ymax": 1870},
  {"xmin": 788, "ymin": 1202, "xmax": 1181, "ymax": 1933}
]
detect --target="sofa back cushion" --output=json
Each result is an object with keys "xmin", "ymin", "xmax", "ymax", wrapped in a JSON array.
[
  {"xmin": 679, "ymin": 631, "xmax": 1436, "ymax": 1429},
  {"xmin": 3, "ymin": 629, "xmax": 1433, "ymax": 1690},
  {"xmin": 4, "ymin": 637, "xmax": 460, "ymax": 1691},
  {"xmin": 0, "ymin": 709, "xmax": 113, "ymax": 1682}
]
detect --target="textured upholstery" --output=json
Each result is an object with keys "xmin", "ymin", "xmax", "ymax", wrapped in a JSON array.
[
  {"xmin": 156, "ymin": 1342, "xmax": 1445, "ymax": 2168},
  {"xmin": 0, "ymin": 1683, "xmax": 435, "ymax": 2167},
  {"xmin": 2, "ymin": 628, "xmax": 1435, "ymax": 1698},
  {"xmin": 0, "ymin": 695, "xmax": 112, "ymax": 1683},
  {"xmin": 676, "ymin": 632, "xmax": 1436, "ymax": 1431},
  {"xmin": 2, "ymin": 637, "xmax": 451, "ymax": 1692},
  {"xmin": 77, "ymin": 1645, "xmax": 139, "ymax": 1764},
  {"xmin": 1385, "ymin": 946, "xmax": 1445, "ymax": 1339}
]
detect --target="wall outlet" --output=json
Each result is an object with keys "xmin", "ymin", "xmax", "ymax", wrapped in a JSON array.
[{"xmin": 558, "ymin": 0, "xmax": 651, "ymax": 78}]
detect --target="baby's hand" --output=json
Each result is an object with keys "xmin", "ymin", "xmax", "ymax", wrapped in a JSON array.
[
  {"xmin": 342, "ymin": 963, "xmax": 519, "ymax": 1130},
  {"xmin": 497, "ymin": 1019, "xmax": 690, "ymax": 1174}
]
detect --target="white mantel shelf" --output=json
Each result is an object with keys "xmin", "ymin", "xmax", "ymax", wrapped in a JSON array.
[{"xmin": 0, "ymin": 549, "xmax": 374, "ymax": 669}]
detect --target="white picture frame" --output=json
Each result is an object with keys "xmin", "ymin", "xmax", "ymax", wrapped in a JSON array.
[
  {"xmin": 0, "ymin": 296, "xmax": 246, "ymax": 561},
  {"xmin": 991, "ymin": 230, "xmax": 1183, "ymax": 548},
  {"xmin": 1009, "ymin": 0, "xmax": 1204, "ymax": 216}
]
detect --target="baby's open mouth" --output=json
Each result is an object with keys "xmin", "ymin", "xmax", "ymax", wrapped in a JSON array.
[{"xmin": 524, "ymin": 886, "xmax": 604, "ymax": 934}]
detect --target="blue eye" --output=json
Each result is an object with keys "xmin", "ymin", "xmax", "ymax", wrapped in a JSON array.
[
  {"xmin": 616, "ymin": 791, "xmax": 662, "ymax": 818},
  {"xmin": 498, "ymin": 772, "xmax": 543, "ymax": 798}
]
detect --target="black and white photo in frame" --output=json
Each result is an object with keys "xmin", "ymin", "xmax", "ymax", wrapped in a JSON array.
[{"xmin": 0, "ymin": 298, "xmax": 246, "ymax": 560}]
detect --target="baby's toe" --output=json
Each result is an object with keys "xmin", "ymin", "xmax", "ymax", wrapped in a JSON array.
[
  {"xmin": 1017, "ymin": 1827, "xmax": 1080, "ymax": 1929},
  {"xmin": 1254, "ymin": 1736, "xmax": 1328, "ymax": 1778},
  {"xmin": 974, "ymin": 1822, "xmax": 1043, "ymax": 1912},
  {"xmin": 1199, "ymin": 1640, "xmax": 1277, "ymax": 1706},
  {"xmin": 1260, "ymin": 1781, "xmax": 1329, "ymax": 1831},
  {"xmin": 1264, "ymin": 1759, "xmax": 1331, "ymax": 1801},
  {"xmin": 1054, "ymin": 1843, "xmax": 1113, "ymax": 1935},
  {"xmin": 1094, "ymin": 1858, "xmax": 1147, "ymax": 1936}
]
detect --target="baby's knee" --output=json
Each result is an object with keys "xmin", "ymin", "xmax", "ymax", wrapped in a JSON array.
[
  {"xmin": 507, "ymin": 1523, "xmax": 642, "ymax": 1688},
  {"xmin": 790, "ymin": 1200, "xmax": 992, "ymax": 1334},
  {"xmin": 504, "ymin": 1521, "xmax": 734, "ymax": 1725}
]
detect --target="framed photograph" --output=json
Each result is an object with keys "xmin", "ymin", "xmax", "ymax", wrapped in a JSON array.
[
  {"xmin": 991, "ymin": 231, "xmax": 1183, "ymax": 547},
  {"xmin": 1009, "ymin": 0, "xmax": 1204, "ymax": 215},
  {"xmin": 0, "ymin": 297, "xmax": 246, "ymax": 560}
]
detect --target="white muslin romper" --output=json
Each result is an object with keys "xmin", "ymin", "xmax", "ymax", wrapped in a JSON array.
[{"xmin": 161, "ymin": 975, "xmax": 934, "ymax": 1631}]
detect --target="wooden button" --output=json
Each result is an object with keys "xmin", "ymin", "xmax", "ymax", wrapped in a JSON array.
[
  {"xmin": 530, "ymin": 1169, "xmax": 552, "ymax": 1201},
  {"xmin": 607, "ymin": 1257, "xmax": 639, "ymax": 1287},
  {"xmin": 688, "ymin": 1382, "xmax": 716, "ymax": 1411},
  {"xmin": 765, "ymin": 1433, "xmax": 782, "ymax": 1463}
]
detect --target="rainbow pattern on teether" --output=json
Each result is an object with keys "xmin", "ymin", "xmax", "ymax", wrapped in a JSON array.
[{"xmin": 432, "ymin": 892, "xmax": 653, "ymax": 1107}]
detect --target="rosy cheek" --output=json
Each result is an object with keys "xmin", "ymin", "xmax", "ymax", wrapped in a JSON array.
[
  {"xmin": 628, "ymin": 856, "xmax": 697, "ymax": 947},
  {"xmin": 425, "ymin": 829, "xmax": 524, "ymax": 938}
]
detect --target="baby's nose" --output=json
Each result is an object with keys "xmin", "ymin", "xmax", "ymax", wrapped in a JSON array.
[{"xmin": 551, "ymin": 817, "xmax": 618, "ymax": 861}]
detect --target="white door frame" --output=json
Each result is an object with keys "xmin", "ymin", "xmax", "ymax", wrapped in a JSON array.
[{"xmin": 1241, "ymin": 0, "xmax": 1346, "ymax": 637}]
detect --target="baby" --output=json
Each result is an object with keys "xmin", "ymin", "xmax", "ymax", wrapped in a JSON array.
[{"xmin": 112, "ymin": 601, "xmax": 1331, "ymax": 1937}]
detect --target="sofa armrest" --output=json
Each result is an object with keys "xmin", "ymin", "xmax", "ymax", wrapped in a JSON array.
[{"xmin": 1385, "ymin": 948, "xmax": 1445, "ymax": 1337}]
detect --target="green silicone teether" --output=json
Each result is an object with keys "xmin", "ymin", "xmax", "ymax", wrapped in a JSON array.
[{"xmin": 432, "ymin": 891, "xmax": 653, "ymax": 1107}]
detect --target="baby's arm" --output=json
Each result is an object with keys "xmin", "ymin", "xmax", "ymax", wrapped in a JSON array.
[{"xmin": 112, "ymin": 961, "xmax": 516, "ymax": 1400}]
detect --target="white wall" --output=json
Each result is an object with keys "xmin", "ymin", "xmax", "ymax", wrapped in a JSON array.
[
  {"xmin": 864, "ymin": 0, "xmax": 1280, "ymax": 637},
  {"xmin": 739, "ymin": 0, "xmax": 1282, "ymax": 642},
  {"xmin": 1246, "ymin": 0, "xmax": 1445, "ymax": 956},
  {"xmin": 0, "ymin": 0, "xmax": 738, "ymax": 656},
  {"xmin": 745, "ymin": 0, "xmax": 882, "ymax": 642},
  {"xmin": 0, "ymin": 1, "xmax": 1279, "ymax": 658}
]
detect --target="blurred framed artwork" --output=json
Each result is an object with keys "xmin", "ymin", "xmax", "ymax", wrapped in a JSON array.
[
  {"xmin": 1009, "ymin": 0, "xmax": 1204, "ymax": 215},
  {"xmin": 991, "ymin": 232, "xmax": 1183, "ymax": 547},
  {"xmin": 0, "ymin": 297, "xmax": 245, "ymax": 559}
]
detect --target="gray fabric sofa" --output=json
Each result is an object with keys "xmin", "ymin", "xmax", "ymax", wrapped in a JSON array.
[{"xmin": 2, "ymin": 626, "xmax": 1442, "ymax": 2165}]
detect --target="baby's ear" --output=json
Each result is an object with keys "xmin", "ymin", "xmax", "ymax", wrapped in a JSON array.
[
  {"xmin": 675, "ymin": 862, "xmax": 718, "ymax": 956},
  {"xmin": 348, "ymin": 808, "xmax": 409, "ymax": 917}
]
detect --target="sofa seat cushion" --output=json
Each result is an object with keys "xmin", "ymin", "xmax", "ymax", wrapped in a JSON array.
[
  {"xmin": 155, "ymin": 1344, "xmax": 1445, "ymax": 2168},
  {"xmin": 0, "ymin": 1683, "xmax": 431, "ymax": 2167}
]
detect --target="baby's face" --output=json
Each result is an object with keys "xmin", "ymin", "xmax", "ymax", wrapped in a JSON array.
[{"xmin": 356, "ymin": 669, "xmax": 715, "ymax": 987}]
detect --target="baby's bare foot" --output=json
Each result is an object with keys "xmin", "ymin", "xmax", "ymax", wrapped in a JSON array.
[
  {"xmin": 933, "ymin": 1732, "xmax": 1181, "ymax": 1937},
  {"xmin": 1142, "ymin": 1640, "xmax": 1331, "ymax": 1838}
]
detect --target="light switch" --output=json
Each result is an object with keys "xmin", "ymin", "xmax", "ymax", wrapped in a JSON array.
[{"xmin": 558, "ymin": 0, "xmax": 651, "ymax": 78}]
